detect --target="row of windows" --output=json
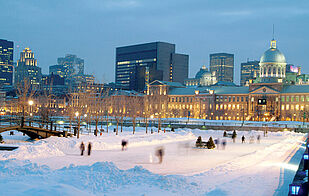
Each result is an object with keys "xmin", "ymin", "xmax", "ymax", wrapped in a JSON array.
[
  {"xmin": 216, "ymin": 96, "xmax": 248, "ymax": 102},
  {"xmin": 281, "ymin": 104, "xmax": 308, "ymax": 111},
  {"xmin": 216, "ymin": 104, "xmax": 245, "ymax": 110},
  {"xmin": 169, "ymin": 97, "xmax": 193, "ymax": 103},
  {"xmin": 281, "ymin": 96, "xmax": 309, "ymax": 102}
]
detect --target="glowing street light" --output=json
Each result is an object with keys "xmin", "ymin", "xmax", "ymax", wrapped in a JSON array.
[
  {"xmin": 75, "ymin": 112, "xmax": 79, "ymax": 117},
  {"xmin": 28, "ymin": 100, "xmax": 34, "ymax": 106}
]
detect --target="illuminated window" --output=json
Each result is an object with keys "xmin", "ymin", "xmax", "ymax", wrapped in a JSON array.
[
  {"xmin": 296, "ymin": 96, "xmax": 299, "ymax": 102},
  {"xmin": 281, "ymin": 96, "xmax": 285, "ymax": 102},
  {"xmin": 291, "ymin": 96, "xmax": 294, "ymax": 102},
  {"xmin": 286, "ymin": 96, "xmax": 290, "ymax": 102},
  {"xmin": 301, "ymin": 96, "xmax": 305, "ymax": 102}
]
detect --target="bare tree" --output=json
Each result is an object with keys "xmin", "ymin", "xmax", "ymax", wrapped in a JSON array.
[
  {"xmin": 127, "ymin": 94, "xmax": 142, "ymax": 134},
  {"xmin": 143, "ymin": 95, "xmax": 151, "ymax": 134},
  {"xmin": 15, "ymin": 79, "xmax": 36, "ymax": 117}
]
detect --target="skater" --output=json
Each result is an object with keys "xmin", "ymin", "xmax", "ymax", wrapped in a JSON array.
[
  {"xmin": 222, "ymin": 139, "xmax": 227, "ymax": 150},
  {"xmin": 257, "ymin": 135, "xmax": 261, "ymax": 143},
  {"xmin": 155, "ymin": 147, "xmax": 165, "ymax": 164},
  {"xmin": 232, "ymin": 130, "xmax": 237, "ymax": 143},
  {"xmin": 87, "ymin": 142, "xmax": 92, "ymax": 156},
  {"xmin": 121, "ymin": 139, "xmax": 128, "ymax": 151},
  {"xmin": 80, "ymin": 142, "xmax": 85, "ymax": 156},
  {"xmin": 242, "ymin": 135, "xmax": 245, "ymax": 143}
]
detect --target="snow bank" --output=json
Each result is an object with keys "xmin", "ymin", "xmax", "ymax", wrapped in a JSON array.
[
  {"xmin": 0, "ymin": 129, "xmax": 195, "ymax": 161},
  {"xmin": 0, "ymin": 159, "xmax": 201, "ymax": 196}
]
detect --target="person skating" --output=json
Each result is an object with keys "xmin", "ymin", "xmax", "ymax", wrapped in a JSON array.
[
  {"xmin": 88, "ymin": 142, "xmax": 92, "ymax": 156},
  {"xmin": 155, "ymin": 147, "xmax": 165, "ymax": 164},
  {"xmin": 242, "ymin": 135, "xmax": 245, "ymax": 143},
  {"xmin": 121, "ymin": 139, "xmax": 128, "ymax": 151},
  {"xmin": 80, "ymin": 142, "xmax": 85, "ymax": 156}
]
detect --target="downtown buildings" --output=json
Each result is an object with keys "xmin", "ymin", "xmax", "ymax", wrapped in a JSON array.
[
  {"xmin": 0, "ymin": 39, "xmax": 14, "ymax": 86},
  {"xmin": 209, "ymin": 53, "xmax": 234, "ymax": 83},
  {"xmin": 240, "ymin": 60, "xmax": 260, "ymax": 86},
  {"xmin": 115, "ymin": 42, "xmax": 189, "ymax": 92},
  {"xmin": 15, "ymin": 48, "xmax": 42, "ymax": 88}
]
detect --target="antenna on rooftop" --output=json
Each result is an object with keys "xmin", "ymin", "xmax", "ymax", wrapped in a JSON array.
[{"xmin": 272, "ymin": 24, "xmax": 275, "ymax": 40}]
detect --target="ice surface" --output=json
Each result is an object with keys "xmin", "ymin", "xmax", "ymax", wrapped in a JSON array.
[{"xmin": 0, "ymin": 126, "xmax": 306, "ymax": 195}]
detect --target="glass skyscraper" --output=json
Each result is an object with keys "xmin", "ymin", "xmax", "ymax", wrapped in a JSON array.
[
  {"xmin": 210, "ymin": 53, "xmax": 234, "ymax": 83},
  {"xmin": 240, "ymin": 60, "xmax": 260, "ymax": 85},
  {"xmin": 115, "ymin": 42, "xmax": 188, "ymax": 91},
  {"xmin": 15, "ymin": 48, "xmax": 42, "ymax": 88},
  {"xmin": 0, "ymin": 39, "xmax": 14, "ymax": 86}
]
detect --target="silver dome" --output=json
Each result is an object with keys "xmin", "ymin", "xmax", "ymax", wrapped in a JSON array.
[{"xmin": 260, "ymin": 48, "xmax": 286, "ymax": 64}]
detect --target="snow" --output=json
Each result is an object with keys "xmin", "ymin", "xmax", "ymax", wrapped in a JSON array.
[{"xmin": 0, "ymin": 126, "xmax": 306, "ymax": 195}]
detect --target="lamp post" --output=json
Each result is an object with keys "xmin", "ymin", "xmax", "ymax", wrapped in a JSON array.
[
  {"xmin": 28, "ymin": 100, "xmax": 34, "ymax": 126},
  {"xmin": 75, "ymin": 111, "xmax": 80, "ymax": 139}
]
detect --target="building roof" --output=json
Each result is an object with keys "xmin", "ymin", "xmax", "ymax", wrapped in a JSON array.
[
  {"xmin": 282, "ymin": 85, "xmax": 309, "ymax": 94},
  {"xmin": 260, "ymin": 40, "xmax": 286, "ymax": 64},
  {"xmin": 168, "ymin": 86, "xmax": 249, "ymax": 95},
  {"xmin": 149, "ymin": 80, "xmax": 184, "ymax": 87},
  {"xmin": 210, "ymin": 86, "xmax": 249, "ymax": 95},
  {"xmin": 212, "ymin": 81, "xmax": 237, "ymax": 87},
  {"xmin": 169, "ymin": 87, "xmax": 197, "ymax": 95}
]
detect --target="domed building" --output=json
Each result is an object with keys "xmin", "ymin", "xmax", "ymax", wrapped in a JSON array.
[
  {"xmin": 259, "ymin": 39, "xmax": 287, "ymax": 83},
  {"xmin": 184, "ymin": 65, "xmax": 217, "ymax": 87}
]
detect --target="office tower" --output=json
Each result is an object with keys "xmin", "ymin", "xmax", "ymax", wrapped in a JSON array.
[
  {"xmin": 209, "ymin": 53, "xmax": 234, "ymax": 82},
  {"xmin": 240, "ymin": 60, "xmax": 260, "ymax": 85},
  {"xmin": 115, "ymin": 41, "xmax": 188, "ymax": 91},
  {"xmin": 51, "ymin": 54, "xmax": 84, "ymax": 78},
  {"xmin": 0, "ymin": 39, "xmax": 14, "ymax": 86},
  {"xmin": 15, "ymin": 48, "xmax": 42, "ymax": 88}
]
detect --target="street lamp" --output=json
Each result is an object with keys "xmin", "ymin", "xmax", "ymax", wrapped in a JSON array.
[{"xmin": 28, "ymin": 100, "xmax": 34, "ymax": 126}]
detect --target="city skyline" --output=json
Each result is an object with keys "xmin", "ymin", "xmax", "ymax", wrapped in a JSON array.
[{"xmin": 1, "ymin": 0, "xmax": 308, "ymax": 84}]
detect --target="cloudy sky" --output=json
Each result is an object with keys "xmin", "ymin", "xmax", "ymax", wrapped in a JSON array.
[{"xmin": 1, "ymin": 0, "xmax": 308, "ymax": 84}]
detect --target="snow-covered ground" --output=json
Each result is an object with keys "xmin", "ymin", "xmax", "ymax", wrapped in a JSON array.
[{"xmin": 0, "ymin": 126, "xmax": 306, "ymax": 196}]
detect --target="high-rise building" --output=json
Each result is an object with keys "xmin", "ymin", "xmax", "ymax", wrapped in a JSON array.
[
  {"xmin": 209, "ymin": 53, "xmax": 234, "ymax": 83},
  {"xmin": 240, "ymin": 60, "xmax": 260, "ymax": 86},
  {"xmin": 50, "ymin": 54, "xmax": 84, "ymax": 78},
  {"xmin": 0, "ymin": 39, "xmax": 14, "ymax": 86},
  {"xmin": 15, "ymin": 48, "xmax": 42, "ymax": 88},
  {"xmin": 115, "ymin": 42, "xmax": 188, "ymax": 91}
]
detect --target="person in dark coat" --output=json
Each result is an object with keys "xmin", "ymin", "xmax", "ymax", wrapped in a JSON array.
[
  {"xmin": 88, "ymin": 142, "xmax": 92, "ymax": 156},
  {"xmin": 121, "ymin": 139, "xmax": 128, "ymax": 151},
  {"xmin": 80, "ymin": 142, "xmax": 85, "ymax": 156},
  {"xmin": 242, "ymin": 135, "xmax": 245, "ymax": 143},
  {"xmin": 156, "ymin": 147, "xmax": 165, "ymax": 164}
]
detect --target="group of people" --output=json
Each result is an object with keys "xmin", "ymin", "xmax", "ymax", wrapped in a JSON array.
[
  {"xmin": 80, "ymin": 142, "xmax": 92, "ymax": 156},
  {"xmin": 79, "ymin": 139, "xmax": 165, "ymax": 164},
  {"xmin": 241, "ymin": 135, "xmax": 261, "ymax": 144},
  {"xmin": 214, "ymin": 138, "xmax": 227, "ymax": 150}
]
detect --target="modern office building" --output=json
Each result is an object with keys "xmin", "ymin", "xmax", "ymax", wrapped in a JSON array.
[
  {"xmin": 209, "ymin": 53, "xmax": 234, "ymax": 83},
  {"xmin": 240, "ymin": 60, "xmax": 260, "ymax": 86},
  {"xmin": 0, "ymin": 39, "xmax": 14, "ymax": 86},
  {"xmin": 115, "ymin": 42, "xmax": 188, "ymax": 91},
  {"xmin": 15, "ymin": 48, "xmax": 42, "ymax": 88},
  {"xmin": 50, "ymin": 54, "xmax": 84, "ymax": 78}
]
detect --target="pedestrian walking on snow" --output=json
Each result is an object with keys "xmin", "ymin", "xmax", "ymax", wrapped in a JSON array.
[
  {"xmin": 242, "ymin": 135, "xmax": 245, "ymax": 143},
  {"xmin": 155, "ymin": 146, "xmax": 165, "ymax": 164},
  {"xmin": 121, "ymin": 139, "xmax": 128, "ymax": 151},
  {"xmin": 88, "ymin": 142, "xmax": 92, "ymax": 156},
  {"xmin": 80, "ymin": 142, "xmax": 85, "ymax": 156}
]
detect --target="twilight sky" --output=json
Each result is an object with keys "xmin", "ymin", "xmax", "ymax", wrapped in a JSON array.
[{"xmin": 1, "ymin": 0, "xmax": 308, "ymax": 84}]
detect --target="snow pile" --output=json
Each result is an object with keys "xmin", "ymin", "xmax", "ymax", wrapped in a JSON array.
[
  {"xmin": 0, "ymin": 129, "xmax": 195, "ymax": 161},
  {"xmin": 0, "ymin": 159, "xmax": 201, "ymax": 196}
]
